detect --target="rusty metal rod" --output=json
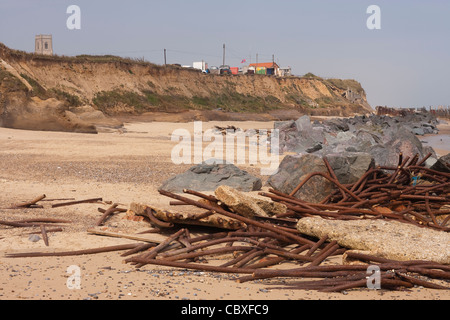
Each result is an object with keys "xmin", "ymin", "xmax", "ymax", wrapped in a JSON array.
[
  {"xmin": 40, "ymin": 225, "xmax": 49, "ymax": 246},
  {"xmin": 289, "ymin": 172, "xmax": 362, "ymax": 202},
  {"xmin": 323, "ymin": 157, "xmax": 346, "ymax": 199},
  {"xmin": 0, "ymin": 220, "xmax": 67, "ymax": 228},
  {"xmin": 220, "ymin": 247, "xmax": 260, "ymax": 268},
  {"xmin": 182, "ymin": 189, "xmax": 218, "ymax": 202},
  {"xmin": 52, "ymin": 198, "xmax": 103, "ymax": 208},
  {"xmin": 400, "ymin": 194, "xmax": 447, "ymax": 201},
  {"xmin": 416, "ymin": 152, "xmax": 433, "ymax": 166},
  {"xmin": 95, "ymin": 203, "xmax": 119, "ymax": 226},
  {"xmin": 243, "ymin": 244, "xmax": 312, "ymax": 269},
  {"xmin": 127, "ymin": 256, "xmax": 257, "ymax": 274},
  {"xmin": 259, "ymin": 192, "xmax": 320, "ymax": 212},
  {"xmin": 131, "ymin": 228, "xmax": 186, "ymax": 265},
  {"xmin": 425, "ymin": 192, "xmax": 440, "ymax": 227},
  {"xmin": 120, "ymin": 243, "xmax": 155, "ymax": 257},
  {"xmin": 396, "ymin": 272, "xmax": 449, "ymax": 290},
  {"xmin": 309, "ymin": 241, "xmax": 340, "ymax": 266},
  {"xmin": 262, "ymin": 248, "xmax": 315, "ymax": 262},
  {"xmin": 159, "ymin": 236, "xmax": 264, "ymax": 258},
  {"xmin": 305, "ymin": 235, "xmax": 329, "ymax": 257},
  {"xmin": 25, "ymin": 227, "xmax": 63, "ymax": 235},
  {"xmin": 5, "ymin": 243, "xmax": 141, "ymax": 258},
  {"xmin": 11, "ymin": 194, "xmax": 46, "ymax": 208},
  {"xmin": 405, "ymin": 266, "xmax": 450, "ymax": 279},
  {"xmin": 234, "ymin": 250, "xmax": 267, "ymax": 268},
  {"xmin": 158, "ymin": 189, "xmax": 316, "ymax": 246},
  {"xmin": 164, "ymin": 245, "xmax": 255, "ymax": 262},
  {"xmin": 12, "ymin": 218, "xmax": 71, "ymax": 224},
  {"xmin": 145, "ymin": 207, "xmax": 174, "ymax": 228}
]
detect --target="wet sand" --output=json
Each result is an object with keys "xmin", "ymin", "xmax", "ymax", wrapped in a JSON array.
[{"xmin": 421, "ymin": 119, "xmax": 450, "ymax": 157}]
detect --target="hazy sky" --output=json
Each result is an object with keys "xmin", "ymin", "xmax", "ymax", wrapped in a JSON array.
[{"xmin": 1, "ymin": 0, "xmax": 449, "ymax": 109}]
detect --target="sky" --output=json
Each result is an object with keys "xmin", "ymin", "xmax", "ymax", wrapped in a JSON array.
[{"xmin": 0, "ymin": 0, "xmax": 449, "ymax": 109}]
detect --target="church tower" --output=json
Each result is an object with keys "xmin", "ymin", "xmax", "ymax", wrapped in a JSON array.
[{"xmin": 35, "ymin": 35, "xmax": 53, "ymax": 55}]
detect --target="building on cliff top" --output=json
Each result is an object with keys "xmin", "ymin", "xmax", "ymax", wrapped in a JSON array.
[
  {"xmin": 35, "ymin": 35, "xmax": 53, "ymax": 56},
  {"xmin": 248, "ymin": 62, "xmax": 280, "ymax": 75}
]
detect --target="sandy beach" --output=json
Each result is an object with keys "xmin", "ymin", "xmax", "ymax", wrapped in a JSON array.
[{"xmin": 0, "ymin": 119, "xmax": 449, "ymax": 301}]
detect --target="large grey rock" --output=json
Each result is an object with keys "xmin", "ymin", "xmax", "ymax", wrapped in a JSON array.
[
  {"xmin": 430, "ymin": 153, "xmax": 450, "ymax": 173},
  {"xmin": 295, "ymin": 115, "xmax": 313, "ymax": 132},
  {"xmin": 267, "ymin": 154, "xmax": 329, "ymax": 203},
  {"xmin": 325, "ymin": 152, "xmax": 375, "ymax": 185},
  {"xmin": 159, "ymin": 163, "xmax": 262, "ymax": 193},
  {"xmin": 276, "ymin": 114, "xmax": 440, "ymax": 168},
  {"xmin": 279, "ymin": 116, "xmax": 325, "ymax": 154},
  {"xmin": 322, "ymin": 118, "xmax": 350, "ymax": 132},
  {"xmin": 267, "ymin": 152, "xmax": 374, "ymax": 203}
]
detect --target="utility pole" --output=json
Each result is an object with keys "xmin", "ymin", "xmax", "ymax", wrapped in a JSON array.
[
  {"xmin": 164, "ymin": 49, "xmax": 167, "ymax": 66},
  {"xmin": 272, "ymin": 54, "xmax": 275, "ymax": 76},
  {"xmin": 223, "ymin": 43, "xmax": 226, "ymax": 66}
]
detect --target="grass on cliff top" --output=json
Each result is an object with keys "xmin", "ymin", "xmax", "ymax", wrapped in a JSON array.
[
  {"xmin": 0, "ymin": 42, "xmax": 160, "ymax": 67},
  {"xmin": 92, "ymin": 88, "xmax": 285, "ymax": 115},
  {"xmin": 325, "ymin": 78, "xmax": 366, "ymax": 95},
  {"xmin": 301, "ymin": 72, "xmax": 365, "ymax": 96}
]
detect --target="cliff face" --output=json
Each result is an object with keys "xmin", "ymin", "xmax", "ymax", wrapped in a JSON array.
[{"xmin": 0, "ymin": 43, "xmax": 372, "ymax": 132}]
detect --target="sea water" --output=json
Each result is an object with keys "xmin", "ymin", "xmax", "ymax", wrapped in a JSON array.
[{"xmin": 420, "ymin": 133, "xmax": 450, "ymax": 156}]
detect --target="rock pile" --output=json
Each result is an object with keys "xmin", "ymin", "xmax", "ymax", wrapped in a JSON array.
[
  {"xmin": 159, "ymin": 162, "xmax": 262, "ymax": 193},
  {"xmin": 276, "ymin": 113, "xmax": 440, "ymax": 168}
]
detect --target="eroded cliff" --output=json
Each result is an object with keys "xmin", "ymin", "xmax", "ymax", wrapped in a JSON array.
[{"xmin": 0, "ymin": 43, "xmax": 372, "ymax": 132}]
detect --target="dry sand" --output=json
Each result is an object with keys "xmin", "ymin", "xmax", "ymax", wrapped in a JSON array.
[{"xmin": 0, "ymin": 119, "xmax": 449, "ymax": 301}]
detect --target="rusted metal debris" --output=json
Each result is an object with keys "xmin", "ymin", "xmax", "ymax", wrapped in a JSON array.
[
  {"xmin": 0, "ymin": 218, "xmax": 70, "ymax": 228},
  {"xmin": 10, "ymin": 194, "xmax": 46, "ymax": 209},
  {"xmin": 121, "ymin": 184, "xmax": 448, "ymax": 292},
  {"xmin": 265, "ymin": 152, "xmax": 449, "ymax": 232},
  {"xmin": 3, "ymin": 153, "xmax": 449, "ymax": 293},
  {"xmin": 5, "ymin": 243, "xmax": 141, "ymax": 258},
  {"xmin": 6, "ymin": 195, "xmax": 104, "ymax": 210},
  {"xmin": 1, "ymin": 195, "xmax": 109, "ymax": 247},
  {"xmin": 51, "ymin": 197, "xmax": 103, "ymax": 208}
]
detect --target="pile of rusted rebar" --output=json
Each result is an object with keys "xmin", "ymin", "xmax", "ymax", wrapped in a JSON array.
[
  {"xmin": 125, "ymin": 188, "xmax": 344, "ymax": 275},
  {"xmin": 3, "ymin": 152, "xmax": 449, "ymax": 292},
  {"xmin": 121, "ymin": 181, "xmax": 449, "ymax": 292},
  {"xmin": 236, "ymin": 251, "xmax": 450, "ymax": 291},
  {"xmin": 260, "ymin": 152, "xmax": 449, "ymax": 232}
]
